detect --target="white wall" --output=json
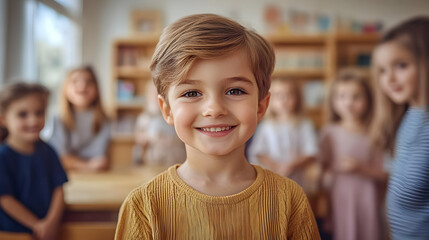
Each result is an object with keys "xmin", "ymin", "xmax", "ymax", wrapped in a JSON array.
[
  {"xmin": 82, "ymin": 0, "xmax": 429, "ymax": 103},
  {"xmin": 4, "ymin": 0, "xmax": 37, "ymax": 83},
  {"xmin": 0, "ymin": 0, "xmax": 6, "ymax": 85}
]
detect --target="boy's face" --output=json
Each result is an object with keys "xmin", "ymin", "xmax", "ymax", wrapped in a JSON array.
[{"xmin": 159, "ymin": 50, "xmax": 269, "ymax": 157}]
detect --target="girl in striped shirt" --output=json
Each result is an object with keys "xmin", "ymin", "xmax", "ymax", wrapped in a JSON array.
[{"xmin": 372, "ymin": 16, "xmax": 429, "ymax": 240}]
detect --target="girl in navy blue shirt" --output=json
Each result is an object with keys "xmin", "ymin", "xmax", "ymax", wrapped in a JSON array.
[{"xmin": 0, "ymin": 83, "xmax": 68, "ymax": 240}]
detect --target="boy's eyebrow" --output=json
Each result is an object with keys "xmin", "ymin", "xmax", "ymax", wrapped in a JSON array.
[
  {"xmin": 225, "ymin": 76, "xmax": 254, "ymax": 86},
  {"xmin": 177, "ymin": 76, "xmax": 255, "ymax": 87},
  {"xmin": 177, "ymin": 79, "xmax": 200, "ymax": 86}
]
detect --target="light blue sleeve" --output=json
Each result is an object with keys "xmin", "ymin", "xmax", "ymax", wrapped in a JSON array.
[
  {"xmin": 47, "ymin": 116, "xmax": 69, "ymax": 157},
  {"xmin": 84, "ymin": 120, "xmax": 111, "ymax": 157}
]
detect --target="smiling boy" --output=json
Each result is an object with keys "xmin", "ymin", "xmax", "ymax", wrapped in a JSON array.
[{"xmin": 115, "ymin": 14, "xmax": 320, "ymax": 239}]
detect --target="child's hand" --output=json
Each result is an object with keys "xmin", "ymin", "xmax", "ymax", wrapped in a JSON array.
[
  {"xmin": 280, "ymin": 161, "xmax": 302, "ymax": 177},
  {"xmin": 336, "ymin": 157, "xmax": 359, "ymax": 173},
  {"xmin": 88, "ymin": 156, "xmax": 108, "ymax": 171},
  {"xmin": 32, "ymin": 219, "xmax": 57, "ymax": 240},
  {"xmin": 135, "ymin": 132, "xmax": 149, "ymax": 147}
]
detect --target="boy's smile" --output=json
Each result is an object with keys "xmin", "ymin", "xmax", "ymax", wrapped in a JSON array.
[
  {"xmin": 197, "ymin": 125, "xmax": 236, "ymax": 137},
  {"xmin": 159, "ymin": 49, "xmax": 269, "ymax": 158}
]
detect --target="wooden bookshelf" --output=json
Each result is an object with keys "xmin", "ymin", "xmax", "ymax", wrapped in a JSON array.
[
  {"xmin": 268, "ymin": 32, "xmax": 379, "ymax": 129},
  {"xmin": 109, "ymin": 33, "xmax": 379, "ymax": 166}
]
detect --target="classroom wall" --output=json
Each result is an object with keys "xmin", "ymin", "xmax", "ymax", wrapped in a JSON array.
[
  {"xmin": 82, "ymin": 0, "xmax": 429, "ymax": 107},
  {"xmin": 3, "ymin": 0, "xmax": 37, "ymax": 83},
  {"xmin": 0, "ymin": 0, "xmax": 6, "ymax": 85}
]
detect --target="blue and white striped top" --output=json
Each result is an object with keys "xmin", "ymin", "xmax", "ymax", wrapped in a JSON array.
[{"xmin": 387, "ymin": 107, "xmax": 429, "ymax": 240}]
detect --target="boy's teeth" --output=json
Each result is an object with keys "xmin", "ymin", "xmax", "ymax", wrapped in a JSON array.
[{"xmin": 202, "ymin": 126, "xmax": 232, "ymax": 132}]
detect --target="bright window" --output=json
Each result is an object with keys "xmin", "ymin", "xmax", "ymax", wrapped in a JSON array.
[{"xmin": 34, "ymin": 0, "xmax": 81, "ymax": 107}]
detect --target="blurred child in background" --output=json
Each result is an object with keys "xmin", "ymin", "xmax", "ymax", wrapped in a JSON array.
[
  {"xmin": 318, "ymin": 68, "xmax": 386, "ymax": 240},
  {"xmin": 132, "ymin": 81, "xmax": 185, "ymax": 165},
  {"xmin": 248, "ymin": 78, "xmax": 318, "ymax": 192},
  {"xmin": 0, "ymin": 83, "xmax": 68, "ymax": 240},
  {"xmin": 47, "ymin": 66, "xmax": 111, "ymax": 172},
  {"xmin": 372, "ymin": 16, "xmax": 429, "ymax": 240}
]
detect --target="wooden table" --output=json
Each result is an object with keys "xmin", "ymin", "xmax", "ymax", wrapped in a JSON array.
[
  {"xmin": 60, "ymin": 165, "xmax": 168, "ymax": 240},
  {"xmin": 64, "ymin": 165, "xmax": 168, "ymax": 212}
]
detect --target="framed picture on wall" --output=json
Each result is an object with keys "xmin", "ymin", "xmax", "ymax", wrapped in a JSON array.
[{"xmin": 130, "ymin": 10, "xmax": 163, "ymax": 35}]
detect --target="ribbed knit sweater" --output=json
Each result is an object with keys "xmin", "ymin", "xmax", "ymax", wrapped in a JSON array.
[{"xmin": 115, "ymin": 164, "xmax": 320, "ymax": 239}]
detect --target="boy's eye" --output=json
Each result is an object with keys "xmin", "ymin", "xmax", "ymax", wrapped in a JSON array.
[
  {"xmin": 226, "ymin": 88, "xmax": 246, "ymax": 95},
  {"xmin": 17, "ymin": 111, "xmax": 28, "ymax": 118},
  {"xmin": 182, "ymin": 91, "xmax": 201, "ymax": 98}
]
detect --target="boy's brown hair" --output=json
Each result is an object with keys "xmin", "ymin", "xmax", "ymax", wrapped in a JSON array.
[{"xmin": 150, "ymin": 14, "xmax": 275, "ymax": 103}]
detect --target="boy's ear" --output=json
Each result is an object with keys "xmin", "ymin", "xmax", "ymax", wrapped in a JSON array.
[
  {"xmin": 257, "ymin": 92, "xmax": 270, "ymax": 122},
  {"xmin": 158, "ymin": 95, "xmax": 174, "ymax": 126}
]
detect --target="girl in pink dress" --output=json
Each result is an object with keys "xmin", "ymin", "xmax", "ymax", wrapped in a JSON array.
[{"xmin": 318, "ymin": 68, "xmax": 387, "ymax": 240}]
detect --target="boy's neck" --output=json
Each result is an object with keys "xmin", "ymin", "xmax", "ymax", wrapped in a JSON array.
[
  {"xmin": 177, "ymin": 146, "xmax": 256, "ymax": 196},
  {"xmin": 6, "ymin": 136, "xmax": 36, "ymax": 154}
]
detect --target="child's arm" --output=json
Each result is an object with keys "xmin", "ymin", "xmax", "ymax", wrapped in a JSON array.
[
  {"xmin": 0, "ymin": 195, "xmax": 40, "ymax": 230},
  {"xmin": 354, "ymin": 163, "xmax": 388, "ymax": 181},
  {"xmin": 282, "ymin": 155, "xmax": 316, "ymax": 176},
  {"xmin": 337, "ymin": 154, "xmax": 387, "ymax": 182},
  {"xmin": 32, "ymin": 186, "xmax": 64, "ymax": 240},
  {"xmin": 61, "ymin": 154, "xmax": 108, "ymax": 172},
  {"xmin": 287, "ymin": 120, "xmax": 318, "ymax": 173}
]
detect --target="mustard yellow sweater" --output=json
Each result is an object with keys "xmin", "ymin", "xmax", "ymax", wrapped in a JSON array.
[{"xmin": 115, "ymin": 165, "xmax": 320, "ymax": 240}]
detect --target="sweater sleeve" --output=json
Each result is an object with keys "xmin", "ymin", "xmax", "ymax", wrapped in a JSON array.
[
  {"xmin": 115, "ymin": 188, "xmax": 152, "ymax": 240},
  {"xmin": 48, "ymin": 116, "xmax": 68, "ymax": 156},
  {"xmin": 287, "ymin": 184, "xmax": 321, "ymax": 240}
]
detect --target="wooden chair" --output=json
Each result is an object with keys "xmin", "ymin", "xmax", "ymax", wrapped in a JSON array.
[
  {"xmin": 59, "ymin": 222, "xmax": 116, "ymax": 240},
  {"xmin": 0, "ymin": 231, "xmax": 32, "ymax": 240}
]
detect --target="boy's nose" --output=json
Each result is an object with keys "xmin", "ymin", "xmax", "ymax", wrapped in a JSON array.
[{"xmin": 202, "ymin": 97, "xmax": 227, "ymax": 118}]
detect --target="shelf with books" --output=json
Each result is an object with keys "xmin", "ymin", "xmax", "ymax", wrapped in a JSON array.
[
  {"xmin": 267, "ymin": 33, "xmax": 379, "ymax": 129},
  {"xmin": 265, "ymin": 34, "xmax": 327, "ymax": 45},
  {"xmin": 111, "ymin": 36, "xmax": 160, "ymax": 154},
  {"xmin": 116, "ymin": 66, "xmax": 151, "ymax": 79}
]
